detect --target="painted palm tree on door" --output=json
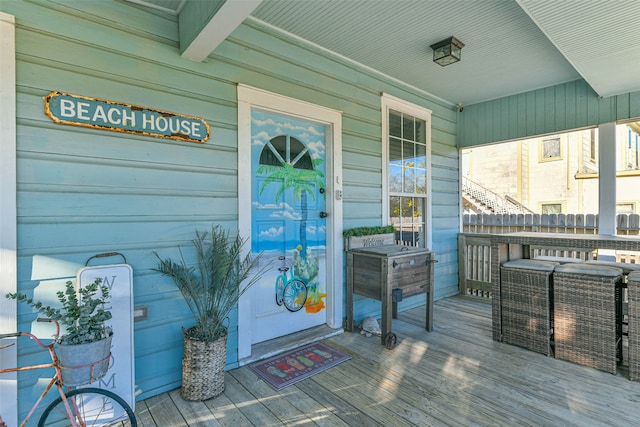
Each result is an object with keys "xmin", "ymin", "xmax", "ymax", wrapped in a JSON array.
[
  {"xmin": 251, "ymin": 109, "xmax": 327, "ymax": 341},
  {"xmin": 258, "ymin": 151, "xmax": 325, "ymax": 307}
]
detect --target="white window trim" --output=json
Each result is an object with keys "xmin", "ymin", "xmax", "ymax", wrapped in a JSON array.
[
  {"xmin": 381, "ymin": 93, "xmax": 432, "ymax": 249},
  {"xmin": 0, "ymin": 11, "xmax": 17, "ymax": 426},
  {"xmin": 236, "ymin": 84, "xmax": 343, "ymax": 361}
]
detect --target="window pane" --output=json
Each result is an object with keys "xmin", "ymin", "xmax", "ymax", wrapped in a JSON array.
[
  {"xmin": 390, "ymin": 196, "xmax": 401, "ymax": 220},
  {"xmin": 541, "ymin": 203, "xmax": 562, "ymax": 214},
  {"xmin": 416, "ymin": 143, "xmax": 426, "ymax": 167},
  {"xmin": 389, "ymin": 110, "xmax": 402, "ymax": 138},
  {"xmin": 416, "ymin": 173, "xmax": 426, "ymax": 194},
  {"xmin": 542, "ymin": 137, "xmax": 561, "ymax": 160},
  {"xmin": 416, "ymin": 119, "xmax": 426, "ymax": 144},
  {"xmin": 389, "ymin": 165, "xmax": 403, "ymax": 192},
  {"xmin": 403, "ymin": 141, "xmax": 415, "ymax": 167},
  {"xmin": 403, "ymin": 115, "xmax": 415, "ymax": 141},
  {"xmin": 389, "ymin": 137, "xmax": 402, "ymax": 164},
  {"xmin": 414, "ymin": 197, "xmax": 424, "ymax": 219},
  {"xmin": 403, "ymin": 167, "xmax": 415, "ymax": 193}
]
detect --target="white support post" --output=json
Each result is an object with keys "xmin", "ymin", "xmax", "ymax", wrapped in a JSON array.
[
  {"xmin": 598, "ymin": 122, "xmax": 617, "ymax": 261},
  {"xmin": 598, "ymin": 122, "xmax": 616, "ymax": 235},
  {"xmin": 0, "ymin": 11, "xmax": 17, "ymax": 427}
]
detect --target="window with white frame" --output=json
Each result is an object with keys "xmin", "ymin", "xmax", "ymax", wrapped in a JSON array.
[{"xmin": 382, "ymin": 94, "xmax": 432, "ymax": 248}]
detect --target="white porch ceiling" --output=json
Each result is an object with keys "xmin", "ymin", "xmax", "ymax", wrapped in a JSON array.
[{"xmin": 129, "ymin": 0, "xmax": 640, "ymax": 107}]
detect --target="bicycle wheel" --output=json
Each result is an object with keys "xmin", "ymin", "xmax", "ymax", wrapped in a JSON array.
[
  {"xmin": 283, "ymin": 279, "xmax": 308, "ymax": 312},
  {"xmin": 38, "ymin": 387, "xmax": 137, "ymax": 427},
  {"xmin": 275, "ymin": 275, "xmax": 285, "ymax": 306}
]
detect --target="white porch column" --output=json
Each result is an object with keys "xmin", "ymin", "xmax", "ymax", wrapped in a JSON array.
[
  {"xmin": 598, "ymin": 122, "xmax": 617, "ymax": 238},
  {"xmin": 0, "ymin": 11, "xmax": 17, "ymax": 427}
]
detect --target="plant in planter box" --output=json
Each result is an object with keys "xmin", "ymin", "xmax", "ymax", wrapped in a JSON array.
[
  {"xmin": 6, "ymin": 278, "xmax": 113, "ymax": 385},
  {"xmin": 343, "ymin": 225, "xmax": 396, "ymax": 250},
  {"xmin": 154, "ymin": 225, "xmax": 268, "ymax": 401}
]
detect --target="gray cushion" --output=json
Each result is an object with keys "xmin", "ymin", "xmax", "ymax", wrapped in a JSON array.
[
  {"xmin": 534, "ymin": 255, "xmax": 585, "ymax": 264},
  {"xmin": 555, "ymin": 263, "xmax": 623, "ymax": 277},
  {"xmin": 585, "ymin": 260, "xmax": 640, "ymax": 275},
  {"xmin": 629, "ymin": 271, "xmax": 640, "ymax": 282},
  {"xmin": 502, "ymin": 259, "xmax": 558, "ymax": 272}
]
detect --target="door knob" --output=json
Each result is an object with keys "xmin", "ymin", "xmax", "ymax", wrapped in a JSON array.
[{"xmin": 319, "ymin": 211, "xmax": 328, "ymax": 218}]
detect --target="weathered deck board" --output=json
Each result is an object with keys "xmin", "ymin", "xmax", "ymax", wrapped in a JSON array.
[
  {"xmin": 138, "ymin": 296, "xmax": 640, "ymax": 426},
  {"xmin": 202, "ymin": 385, "xmax": 254, "ymax": 427}
]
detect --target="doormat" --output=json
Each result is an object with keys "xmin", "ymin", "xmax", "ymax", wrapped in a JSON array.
[{"xmin": 248, "ymin": 342, "xmax": 351, "ymax": 391}]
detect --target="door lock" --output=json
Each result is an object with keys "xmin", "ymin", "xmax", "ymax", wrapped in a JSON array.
[{"xmin": 319, "ymin": 211, "xmax": 328, "ymax": 218}]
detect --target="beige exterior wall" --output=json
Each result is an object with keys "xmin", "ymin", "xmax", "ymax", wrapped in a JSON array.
[{"xmin": 462, "ymin": 123, "xmax": 640, "ymax": 215}]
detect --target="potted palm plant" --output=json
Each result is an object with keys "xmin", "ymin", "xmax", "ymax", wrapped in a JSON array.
[
  {"xmin": 155, "ymin": 226, "xmax": 266, "ymax": 401},
  {"xmin": 6, "ymin": 278, "xmax": 112, "ymax": 385}
]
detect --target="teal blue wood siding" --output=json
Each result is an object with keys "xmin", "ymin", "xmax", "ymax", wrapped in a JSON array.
[
  {"xmin": 1, "ymin": 0, "xmax": 460, "ymax": 407},
  {"xmin": 459, "ymin": 79, "xmax": 640, "ymax": 147}
]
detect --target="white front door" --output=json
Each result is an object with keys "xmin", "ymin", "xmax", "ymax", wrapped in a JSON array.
[{"xmin": 237, "ymin": 85, "xmax": 343, "ymax": 360}]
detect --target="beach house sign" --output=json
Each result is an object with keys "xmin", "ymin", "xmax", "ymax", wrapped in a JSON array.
[{"xmin": 44, "ymin": 91, "xmax": 210, "ymax": 143}]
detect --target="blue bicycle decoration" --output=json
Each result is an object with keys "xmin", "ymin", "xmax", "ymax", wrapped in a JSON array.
[{"xmin": 275, "ymin": 256, "xmax": 308, "ymax": 312}]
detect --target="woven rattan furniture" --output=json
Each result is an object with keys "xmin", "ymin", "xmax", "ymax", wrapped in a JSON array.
[
  {"xmin": 553, "ymin": 263, "xmax": 623, "ymax": 374},
  {"xmin": 500, "ymin": 259, "xmax": 558, "ymax": 356},
  {"xmin": 533, "ymin": 256, "xmax": 584, "ymax": 264},
  {"xmin": 629, "ymin": 271, "xmax": 640, "ymax": 381},
  {"xmin": 585, "ymin": 260, "xmax": 640, "ymax": 276},
  {"xmin": 491, "ymin": 233, "xmax": 640, "ymax": 343}
]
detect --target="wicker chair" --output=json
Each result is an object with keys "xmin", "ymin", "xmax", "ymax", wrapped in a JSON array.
[
  {"xmin": 500, "ymin": 259, "xmax": 558, "ymax": 356},
  {"xmin": 553, "ymin": 263, "xmax": 623, "ymax": 374},
  {"xmin": 629, "ymin": 271, "xmax": 640, "ymax": 381}
]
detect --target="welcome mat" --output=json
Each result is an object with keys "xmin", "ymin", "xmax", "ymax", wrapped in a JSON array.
[{"xmin": 248, "ymin": 342, "xmax": 351, "ymax": 390}]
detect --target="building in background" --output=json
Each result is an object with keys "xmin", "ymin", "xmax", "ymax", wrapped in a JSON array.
[{"xmin": 462, "ymin": 121, "xmax": 640, "ymax": 215}]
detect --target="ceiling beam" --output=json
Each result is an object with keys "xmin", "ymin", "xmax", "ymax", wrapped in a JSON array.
[{"xmin": 180, "ymin": 0, "xmax": 263, "ymax": 62}]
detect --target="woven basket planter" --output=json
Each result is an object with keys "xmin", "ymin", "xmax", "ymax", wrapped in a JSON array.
[{"xmin": 181, "ymin": 328, "xmax": 228, "ymax": 401}]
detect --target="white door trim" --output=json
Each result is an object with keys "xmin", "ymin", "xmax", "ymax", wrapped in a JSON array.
[
  {"xmin": 237, "ymin": 84, "xmax": 343, "ymax": 360},
  {"xmin": 0, "ymin": 11, "xmax": 18, "ymax": 427}
]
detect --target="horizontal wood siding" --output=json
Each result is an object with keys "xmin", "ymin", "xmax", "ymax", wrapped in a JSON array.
[
  {"xmin": 459, "ymin": 79, "xmax": 640, "ymax": 147},
  {"xmin": 2, "ymin": 0, "xmax": 461, "ymax": 408}
]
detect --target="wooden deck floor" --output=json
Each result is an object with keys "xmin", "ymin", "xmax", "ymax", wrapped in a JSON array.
[{"xmin": 134, "ymin": 296, "xmax": 640, "ymax": 426}]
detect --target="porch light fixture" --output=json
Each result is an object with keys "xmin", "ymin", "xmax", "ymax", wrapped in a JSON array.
[{"xmin": 430, "ymin": 36, "xmax": 464, "ymax": 67}]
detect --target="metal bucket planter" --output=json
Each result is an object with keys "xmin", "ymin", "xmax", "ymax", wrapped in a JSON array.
[
  {"xmin": 58, "ymin": 334, "xmax": 113, "ymax": 386},
  {"xmin": 181, "ymin": 328, "xmax": 228, "ymax": 401}
]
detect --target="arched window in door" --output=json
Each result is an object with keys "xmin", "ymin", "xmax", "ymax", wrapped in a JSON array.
[{"xmin": 259, "ymin": 135, "xmax": 314, "ymax": 170}]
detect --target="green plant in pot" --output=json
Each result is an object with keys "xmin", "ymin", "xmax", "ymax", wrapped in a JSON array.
[
  {"xmin": 6, "ymin": 278, "xmax": 112, "ymax": 386},
  {"xmin": 343, "ymin": 225, "xmax": 396, "ymax": 250},
  {"xmin": 342, "ymin": 225, "xmax": 396, "ymax": 238},
  {"xmin": 154, "ymin": 225, "xmax": 267, "ymax": 401}
]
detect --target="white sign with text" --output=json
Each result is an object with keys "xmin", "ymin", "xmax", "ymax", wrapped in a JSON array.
[{"xmin": 77, "ymin": 264, "xmax": 135, "ymax": 411}]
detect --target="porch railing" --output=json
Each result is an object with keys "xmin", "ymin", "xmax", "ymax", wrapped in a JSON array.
[{"xmin": 459, "ymin": 213, "xmax": 640, "ymax": 298}]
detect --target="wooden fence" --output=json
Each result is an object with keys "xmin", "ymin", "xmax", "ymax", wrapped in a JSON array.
[
  {"xmin": 459, "ymin": 213, "xmax": 640, "ymax": 298},
  {"xmin": 462, "ymin": 213, "xmax": 640, "ymax": 235}
]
